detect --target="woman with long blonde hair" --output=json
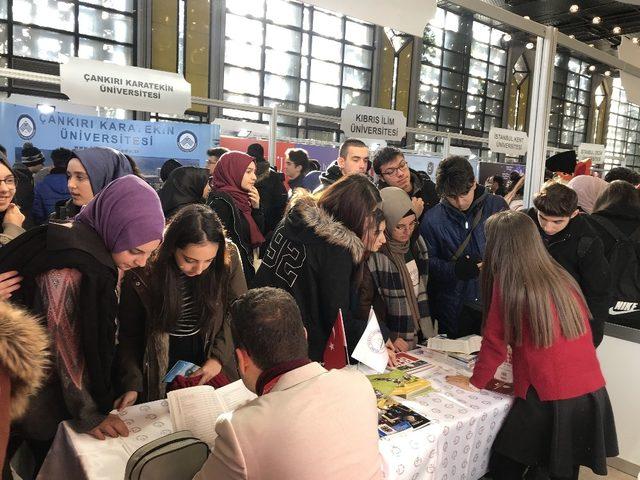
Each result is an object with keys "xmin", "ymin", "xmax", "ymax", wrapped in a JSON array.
[{"xmin": 448, "ymin": 210, "xmax": 617, "ymax": 480}]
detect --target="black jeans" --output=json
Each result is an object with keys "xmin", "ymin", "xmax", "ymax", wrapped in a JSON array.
[{"xmin": 490, "ymin": 452, "xmax": 580, "ymax": 480}]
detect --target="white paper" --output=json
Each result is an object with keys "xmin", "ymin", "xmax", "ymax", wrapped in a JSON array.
[
  {"xmin": 167, "ymin": 386, "xmax": 224, "ymax": 448},
  {"xmin": 352, "ymin": 309, "xmax": 389, "ymax": 374},
  {"xmin": 427, "ymin": 334, "xmax": 482, "ymax": 355},
  {"xmin": 166, "ymin": 381, "xmax": 256, "ymax": 449}
]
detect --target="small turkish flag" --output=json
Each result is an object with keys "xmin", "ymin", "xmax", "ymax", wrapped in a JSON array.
[{"xmin": 323, "ymin": 309, "xmax": 349, "ymax": 370}]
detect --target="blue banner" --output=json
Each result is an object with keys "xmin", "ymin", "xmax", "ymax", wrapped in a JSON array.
[{"xmin": 0, "ymin": 103, "xmax": 219, "ymax": 176}]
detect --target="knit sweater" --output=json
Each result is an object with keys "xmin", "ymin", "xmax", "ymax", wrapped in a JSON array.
[{"xmin": 470, "ymin": 286, "xmax": 605, "ymax": 401}]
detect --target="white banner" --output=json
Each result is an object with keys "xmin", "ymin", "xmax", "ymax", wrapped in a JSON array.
[
  {"xmin": 341, "ymin": 105, "xmax": 407, "ymax": 141},
  {"xmin": 60, "ymin": 58, "xmax": 192, "ymax": 115},
  {"xmin": 303, "ymin": 0, "xmax": 436, "ymax": 37},
  {"xmin": 352, "ymin": 309, "xmax": 389, "ymax": 374},
  {"xmin": 488, "ymin": 127, "xmax": 529, "ymax": 156},
  {"xmin": 618, "ymin": 37, "xmax": 640, "ymax": 107},
  {"xmin": 577, "ymin": 143, "xmax": 605, "ymax": 162}
]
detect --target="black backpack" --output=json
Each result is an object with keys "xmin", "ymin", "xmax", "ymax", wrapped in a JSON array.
[{"xmin": 590, "ymin": 215, "xmax": 640, "ymax": 329}]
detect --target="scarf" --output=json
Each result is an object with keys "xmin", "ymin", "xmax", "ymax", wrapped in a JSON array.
[
  {"xmin": 73, "ymin": 147, "xmax": 133, "ymax": 196},
  {"xmin": 255, "ymin": 358, "xmax": 311, "ymax": 396},
  {"xmin": 380, "ymin": 187, "xmax": 421, "ymax": 331},
  {"xmin": 567, "ymin": 175, "xmax": 608, "ymax": 214},
  {"xmin": 212, "ymin": 151, "xmax": 265, "ymax": 247},
  {"xmin": 157, "ymin": 166, "xmax": 209, "ymax": 218},
  {"xmin": 76, "ymin": 175, "xmax": 165, "ymax": 253}
]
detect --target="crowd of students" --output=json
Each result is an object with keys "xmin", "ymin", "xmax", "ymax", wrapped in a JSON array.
[{"xmin": 0, "ymin": 138, "xmax": 637, "ymax": 479}]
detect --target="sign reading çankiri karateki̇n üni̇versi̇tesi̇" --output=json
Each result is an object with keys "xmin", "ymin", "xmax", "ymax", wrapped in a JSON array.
[
  {"xmin": 488, "ymin": 127, "xmax": 529, "ymax": 157},
  {"xmin": 340, "ymin": 106, "xmax": 407, "ymax": 142},
  {"xmin": 60, "ymin": 58, "xmax": 192, "ymax": 116}
]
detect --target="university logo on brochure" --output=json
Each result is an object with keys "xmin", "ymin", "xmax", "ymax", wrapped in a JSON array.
[
  {"xmin": 16, "ymin": 114, "xmax": 36, "ymax": 140},
  {"xmin": 177, "ymin": 130, "xmax": 197, "ymax": 152}
]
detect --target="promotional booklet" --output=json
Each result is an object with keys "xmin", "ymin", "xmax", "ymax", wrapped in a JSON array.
[
  {"xmin": 163, "ymin": 360, "xmax": 200, "ymax": 383},
  {"xmin": 394, "ymin": 352, "xmax": 436, "ymax": 375},
  {"xmin": 377, "ymin": 397, "xmax": 431, "ymax": 438},
  {"xmin": 367, "ymin": 370, "xmax": 433, "ymax": 399}
]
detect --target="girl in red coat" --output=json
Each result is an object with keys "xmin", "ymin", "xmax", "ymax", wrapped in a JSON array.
[{"xmin": 448, "ymin": 210, "xmax": 617, "ymax": 480}]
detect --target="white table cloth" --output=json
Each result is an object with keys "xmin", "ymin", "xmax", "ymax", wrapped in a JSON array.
[{"xmin": 38, "ymin": 351, "xmax": 513, "ymax": 480}]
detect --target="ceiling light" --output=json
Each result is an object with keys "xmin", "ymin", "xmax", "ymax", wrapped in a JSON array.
[
  {"xmin": 633, "ymin": 37, "xmax": 639, "ymax": 44},
  {"xmin": 592, "ymin": 16, "xmax": 601, "ymax": 24},
  {"xmin": 525, "ymin": 42, "xmax": 534, "ymax": 49},
  {"xmin": 589, "ymin": 43, "xmax": 595, "ymax": 47},
  {"xmin": 36, "ymin": 104, "xmax": 55, "ymax": 114},
  {"xmin": 569, "ymin": 4, "xmax": 579, "ymax": 13},
  {"xmin": 604, "ymin": 70, "xmax": 611, "ymax": 76},
  {"xmin": 612, "ymin": 26, "xmax": 622, "ymax": 34},
  {"xmin": 569, "ymin": 34, "xmax": 576, "ymax": 39},
  {"xmin": 588, "ymin": 65, "xmax": 596, "ymax": 72},
  {"xmin": 523, "ymin": 16, "xmax": 530, "ymax": 20},
  {"xmin": 502, "ymin": 33, "xmax": 512, "ymax": 42}
]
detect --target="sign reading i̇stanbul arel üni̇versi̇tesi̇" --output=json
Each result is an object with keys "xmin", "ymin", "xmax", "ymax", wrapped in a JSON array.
[
  {"xmin": 340, "ymin": 106, "xmax": 407, "ymax": 142},
  {"xmin": 577, "ymin": 143, "xmax": 605, "ymax": 163},
  {"xmin": 60, "ymin": 58, "xmax": 192, "ymax": 116},
  {"xmin": 488, "ymin": 127, "xmax": 529, "ymax": 157}
]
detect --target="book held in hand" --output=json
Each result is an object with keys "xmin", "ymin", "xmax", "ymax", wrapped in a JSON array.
[
  {"xmin": 163, "ymin": 360, "xmax": 200, "ymax": 383},
  {"xmin": 167, "ymin": 380, "xmax": 257, "ymax": 448},
  {"xmin": 377, "ymin": 397, "xmax": 430, "ymax": 438}
]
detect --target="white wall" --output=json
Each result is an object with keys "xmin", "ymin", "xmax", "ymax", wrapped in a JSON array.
[{"xmin": 598, "ymin": 335, "xmax": 640, "ymax": 471}]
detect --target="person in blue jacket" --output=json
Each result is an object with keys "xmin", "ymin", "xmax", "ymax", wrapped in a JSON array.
[
  {"xmin": 31, "ymin": 148, "xmax": 73, "ymax": 225},
  {"xmin": 420, "ymin": 156, "xmax": 507, "ymax": 338}
]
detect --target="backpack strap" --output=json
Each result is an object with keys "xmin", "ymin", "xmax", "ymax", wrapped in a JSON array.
[
  {"xmin": 451, "ymin": 206, "xmax": 484, "ymax": 262},
  {"xmin": 590, "ymin": 215, "xmax": 626, "ymax": 242}
]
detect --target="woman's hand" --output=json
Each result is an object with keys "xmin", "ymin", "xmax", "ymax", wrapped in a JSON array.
[
  {"xmin": 3, "ymin": 204, "xmax": 24, "ymax": 228},
  {"xmin": 0, "ymin": 271, "xmax": 22, "ymax": 300},
  {"xmin": 88, "ymin": 414, "xmax": 129, "ymax": 440},
  {"xmin": 393, "ymin": 337, "xmax": 410, "ymax": 352},
  {"xmin": 446, "ymin": 375, "xmax": 477, "ymax": 391},
  {"xmin": 248, "ymin": 187, "xmax": 260, "ymax": 209},
  {"xmin": 191, "ymin": 358, "xmax": 222, "ymax": 385},
  {"xmin": 386, "ymin": 339, "xmax": 398, "ymax": 368},
  {"xmin": 113, "ymin": 391, "xmax": 138, "ymax": 411}
]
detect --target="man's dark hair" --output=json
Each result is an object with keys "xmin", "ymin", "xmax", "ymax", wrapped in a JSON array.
[
  {"xmin": 435, "ymin": 156, "xmax": 475, "ymax": 197},
  {"xmin": 230, "ymin": 287, "xmax": 308, "ymax": 370},
  {"xmin": 0, "ymin": 144, "xmax": 6, "ymax": 156},
  {"xmin": 339, "ymin": 138, "xmax": 367, "ymax": 159},
  {"xmin": 247, "ymin": 143, "xmax": 265, "ymax": 160},
  {"xmin": 286, "ymin": 148, "xmax": 310, "ymax": 171},
  {"xmin": 207, "ymin": 147, "xmax": 229, "ymax": 159},
  {"xmin": 308, "ymin": 159, "xmax": 321, "ymax": 171},
  {"xmin": 372, "ymin": 146, "xmax": 403, "ymax": 175},
  {"xmin": 533, "ymin": 182, "xmax": 578, "ymax": 217},
  {"xmin": 51, "ymin": 148, "xmax": 75, "ymax": 170},
  {"xmin": 604, "ymin": 166, "xmax": 640, "ymax": 185}
]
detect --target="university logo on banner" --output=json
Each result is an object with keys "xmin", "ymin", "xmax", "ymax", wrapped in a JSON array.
[
  {"xmin": 177, "ymin": 130, "xmax": 198, "ymax": 152},
  {"xmin": 16, "ymin": 114, "xmax": 36, "ymax": 140}
]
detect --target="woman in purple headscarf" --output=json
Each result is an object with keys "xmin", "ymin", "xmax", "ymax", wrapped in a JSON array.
[
  {"xmin": 0, "ymin": 175, "xmax": 165, "ymax": 474},
  {"xmin": 52, "ymin": 146, "xmax": 133, "ymax": 221}
]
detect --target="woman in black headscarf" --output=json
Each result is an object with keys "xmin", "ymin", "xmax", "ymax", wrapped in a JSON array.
[{"xmin": 158, "ymin": 166, "xmax": 210, "ymax": 219}]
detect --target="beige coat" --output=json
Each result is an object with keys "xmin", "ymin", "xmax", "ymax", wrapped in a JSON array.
[{"xmin": 194, "ymin": 363, "xmax": 383, "ymax": 480}]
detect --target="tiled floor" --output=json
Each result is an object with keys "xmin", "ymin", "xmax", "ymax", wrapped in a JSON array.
[{"xmin": 580, "ymin": 466, "xmax": 635, "ymax": 479}]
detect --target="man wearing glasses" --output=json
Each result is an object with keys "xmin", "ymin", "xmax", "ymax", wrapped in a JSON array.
[
  {"xmin": 373, "ymin": 147, "xmax": 438, "ymax": 221},
  {"xmin": 205, "ymin": 147, "xmax": 229, "ymax": 175}
]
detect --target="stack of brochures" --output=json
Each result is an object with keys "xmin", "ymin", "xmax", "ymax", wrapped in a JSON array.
[
  {"xmin": 377, "ymin": 397, "xmax": 431, "ymax": 437},
  {"xmin": 367, "ymin": 370, "xmax": 433, "ymax": 399}
]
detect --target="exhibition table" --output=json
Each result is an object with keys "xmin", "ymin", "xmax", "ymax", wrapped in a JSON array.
[{"xmin": 38, "ymin": 352, "xmax": 513, "ymax": 480}]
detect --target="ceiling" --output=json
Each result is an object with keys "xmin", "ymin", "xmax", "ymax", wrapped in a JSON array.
[{"xmin": 481, "ymin": 0, "xmax": 640, "ymax": 46}]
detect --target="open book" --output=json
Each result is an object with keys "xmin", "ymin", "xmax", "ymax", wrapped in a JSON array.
[{"xmin": 167, "ymin": 380, "xmax": 257, "ymax": 448}]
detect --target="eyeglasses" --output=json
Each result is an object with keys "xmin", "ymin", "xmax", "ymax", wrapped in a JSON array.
[
  {"xmin": 395, "ymin": 220, "xmax": 418, "ymax": 232},
  {"xmin": 381, "ymin": 160, "xmax": 408, "ymax": 177},
  {"xmin": 0, "ymin": 176, "xmax": 16, "ymax": 187}
]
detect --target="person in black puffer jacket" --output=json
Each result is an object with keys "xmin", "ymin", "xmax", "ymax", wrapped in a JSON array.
[
  {"xmin": 247, "ymin": 144, "xmax": 286, "ymax": 238},
  {"xmin": 527, "ymin": 182, "xmax": 610, "ymax": 347}
]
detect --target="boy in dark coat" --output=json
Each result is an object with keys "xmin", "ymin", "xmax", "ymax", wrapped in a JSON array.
[
  {"xmin": 527, "ymin": 182, "xmax": 610, "ymax": 346},
  {"xmin": 420, "ymin": 156, "xmax": 508, "ymax": 338}
]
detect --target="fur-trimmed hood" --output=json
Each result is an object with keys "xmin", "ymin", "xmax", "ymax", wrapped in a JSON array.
[
  {"xmin": 0, "ymin": 300, "xmax": 49, "ymax": 419},
  {"xmin": 286, "ymin": 192, "xmax": 365, "ymax": 263}
]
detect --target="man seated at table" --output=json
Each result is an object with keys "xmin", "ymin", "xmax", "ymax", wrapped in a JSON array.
[{"xmin": 194, "ymin": 287, "xmax": 383, "ymax": 480}]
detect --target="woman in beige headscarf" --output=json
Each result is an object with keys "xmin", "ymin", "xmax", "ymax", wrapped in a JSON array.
[
  {"xmin": 567, "ymin": 175, "xmax": 608, "ymax": 214},
  {"xmin": 358, "ymin": 187, "xmax": 436, "ymax": 351}
]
